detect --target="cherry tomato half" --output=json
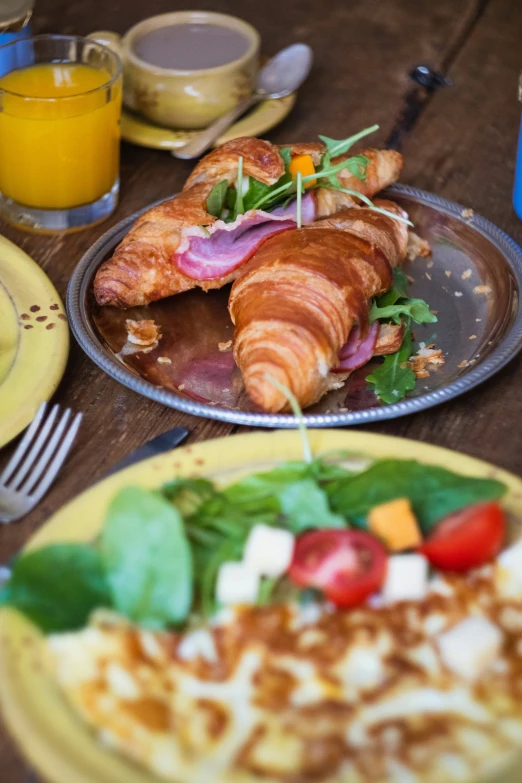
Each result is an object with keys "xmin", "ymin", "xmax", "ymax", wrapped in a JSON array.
[
  {"xmin": 419, "ymin": 502, "xmax": 505, "ymax": 572},
  {"xmin": 289, "ymin": 529, "xmax": 388, "ymax": 608}
]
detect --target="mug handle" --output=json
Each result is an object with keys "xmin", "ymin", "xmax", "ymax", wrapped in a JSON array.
[{"xmin": 87, "ymin": 30, "xmax": 124, "ymax": 60}]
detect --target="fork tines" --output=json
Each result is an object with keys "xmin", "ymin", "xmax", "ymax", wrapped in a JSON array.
[{"xmin": 0, "ymin": 403, "xmax": 82, "ymax": 503}]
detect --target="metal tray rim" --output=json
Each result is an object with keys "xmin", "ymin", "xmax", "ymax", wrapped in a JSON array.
[{"xmin": 66, "ymin": 184, "xmax": 522, "ymax": 428}]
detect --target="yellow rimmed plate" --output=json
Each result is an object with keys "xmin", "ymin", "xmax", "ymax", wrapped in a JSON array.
[
  {"xmin": 0, "ymin": 234, "xmax": 69, "ymax": 448},
  {"xmin": 1, "ymin": 429, "xmax": 522, "ymax": 783},
  {"xmin": 121, "ymin": 93, "xmax": 296, "ymax": 151}
]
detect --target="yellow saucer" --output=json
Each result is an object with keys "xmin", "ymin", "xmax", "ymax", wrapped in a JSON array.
[
  {"xmin": 0, "ymin": 234, "xmax": 69, "ymax": 448},
  {"xmin": 121, "ymin": 93, "xmax": 296, "ymax": 150},
  {"xmin": 0, "ymin": 429, "xmax": 521, "ymax": 783}
]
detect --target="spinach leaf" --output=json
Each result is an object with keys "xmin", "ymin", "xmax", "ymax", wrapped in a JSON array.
[
  {"xmin": 101, "ymin": 487, "xmax": 192, "ymax": 629},
  {"xmin": 370, "ymin": 297, "xmax": 437, "ymax": 325},
  {"xmin": 243, "ymin": 177, "xmax": 272, "ymax": 212},
  {"xmin": 279, "ymin": 479, "xmax": 346, "ymax": 532},
  {"xmin": 326, "ymin": 459, "xmax": 507, "ymax": 533},
  {"xmin": 222, "ymin": 462, "xmax": 311, "ymax": 507},
  {"xmin": 0, "ymin": 544, "xmax": 110, "ymax": 633},
  {"xmin": 366, "ymin": 319, "xmax": 416, "ymax": 404},
  {"xmin": 205, "ymin": 179, "xmax": 228, "ymax": 218},
  {"xmin": 279, "ymin": 146, "xmax": 292, "ymax": 170}
]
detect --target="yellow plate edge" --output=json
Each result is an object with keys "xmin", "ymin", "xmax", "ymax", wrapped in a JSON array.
[
  {"xmin": 0, "ymin": 234, "xmax": 69, "ymax": 448},
  {"xmin": 1, "ymin": 429, "xmax": 522, "ymax": 783}
]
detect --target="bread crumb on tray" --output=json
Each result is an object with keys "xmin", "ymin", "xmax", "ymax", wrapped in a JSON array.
[
  {"xmin": 406, "ymin": 232, "xmax": 432, "ymax": 261},
  {"xmin": 125, "ymin": 319, "xmax": 161, "ymax": 347}
]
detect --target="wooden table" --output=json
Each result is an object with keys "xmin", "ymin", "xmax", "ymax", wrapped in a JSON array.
[{"xmin": 1, "ymin": 0, "xmax": 521, "ymax": 777}]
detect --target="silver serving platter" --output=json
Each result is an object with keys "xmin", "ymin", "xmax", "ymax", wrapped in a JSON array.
[{"xmin": 67, "ymin": 185, "xmax": 522, "ymax": 428}]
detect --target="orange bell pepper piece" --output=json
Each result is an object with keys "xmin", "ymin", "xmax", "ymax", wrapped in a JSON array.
[{"xmin": 289, "ymin": 154, "xmax": 316, "ymax": 188}]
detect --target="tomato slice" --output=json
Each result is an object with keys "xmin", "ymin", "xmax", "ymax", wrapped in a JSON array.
[
  {"xmin": 288, "ymin": 530, "xmax": 388, "ymax": 608},
  {"xmin": 419, "ymin": 502, "xmax": 505, "ymax": 572}
]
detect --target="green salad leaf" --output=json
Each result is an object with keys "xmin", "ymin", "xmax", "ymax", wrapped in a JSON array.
[
  {"xmin": 279, "ymin": 479, "xmax": 346, "ymax": 532},
  {"xmin": 205, "ymin": 179, "xmax": 228, "ymax": 218},
  {"xmin": 366, "ymin": 319, "xmax": 416, "ymax": 404},
  {"xmin": 370, "ymin": 297, "xmax": 437, "ymax": 325},
  {"xmin": 375, "ymin": 268, "xmax": 410, "ymax": 307},
  {"xmin": 326, "ymin": 459, "xmax": 507, "ymax": 532},
  {"xmin": 162, "ymin": 477, "xmax": 216, "ymax": 516},
  {"xmin": 0, "ymin": 544, "xmax": 110, "ymax": 633},
  {"xmin": 319, "ymin": 124, "xmax": 379, "ymax": 164},
  {"xmin": 370, "ymin": 269, "xmax": 436, "ymax": 326},
  {"xmin": 101, "ymin": 487, "xmax": 192, "ymax": 629}
]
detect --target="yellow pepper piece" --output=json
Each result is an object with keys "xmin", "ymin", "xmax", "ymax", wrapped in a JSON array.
[
  {"xmin": 368, "ymin": 498, "xmax": 422, "ymax": 552},
  {"xmin": 289, "ymin": 154, "xmax": 316, "ymax": 188}
]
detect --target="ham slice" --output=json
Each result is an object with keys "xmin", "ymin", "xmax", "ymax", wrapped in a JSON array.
[
  {"xmin": 333, "ymin": 322, "xmax": 380, "ymax": 373},
  {"xmin": 333, "ymin": 322, "xmax": 404, "ymax": 373},
  {"xmin": 174, "ymin": 211, "xmax": 296, "ymax": 281},
  {"xmin": 270, "ymin": 192, "xmax": 316, "ymax": 223}
]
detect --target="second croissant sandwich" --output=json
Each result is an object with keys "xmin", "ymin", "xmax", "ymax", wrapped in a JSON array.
[{"xmin": 228, "ymin": 201, "xmax": 410, "ymax": 413}]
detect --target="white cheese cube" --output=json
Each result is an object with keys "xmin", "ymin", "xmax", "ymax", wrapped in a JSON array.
[
  {"xmin": 382, "ymin": 554, "xmax": 429, "ymax": 604},
  {"xmin": 436, "ymin": 616, "xmax": 503, "ymax": 680},
  {"xmin": 215, "ymin": 561, "xmax": 260, "ymax": 606},
  {"xmin": 243, "ymin": 524, "xmax": 295, "ymax": 578},
  {"xmin": 496, "ymin": 539, "xmax": 522, "ymax": 598}
]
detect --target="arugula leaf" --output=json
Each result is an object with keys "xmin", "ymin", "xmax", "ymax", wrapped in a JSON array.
[
  {"xmin": 101, "ymin": 487, "xmax": 192, "ymax": 629},
  {"xmin": 257, "ymin": 577, "xmax": 278, "ymax": 606},
  {"xmin": 318, "ymin": 124, "xmax": 379, "ymax": 164},
  {"xmin": 200, "ymin": 537, "xmax": 244, "ymax": 618},
  {"xmin": 205, "ymin": 179, "xmax": 228, "ymax": 218},
  {"xmin": 326, "ymin": 459, "xmax": 507, "ymax": 533},
  {"xmin": 370, "ymin": 297, "xmax": 438, "ymax": 325},
  {"xmin": 376, "ymin": 268, "xmax": 410, "ymax": 307},
  {"xmin": 279, "ymin": 479, "xmax": 346, "ymax": 532},
  {"xmin": 0, "ymin": 544, "xmax": 110, "ymax": 633},
  {"xmin": 162, "ymin": 477, "xmax": 216, "ymax": 516},
  {"xmin": 366, "ymin": 319, "xmax": 416, "ymax": 404}
]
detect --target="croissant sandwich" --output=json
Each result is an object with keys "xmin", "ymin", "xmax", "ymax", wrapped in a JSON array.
[
  {"xmin": 229, "ymin": 201, "xmax": 411, "ymax": 412},
  {"xmin": 94, "ymin": 129, "xmax": 403, "ymax": 308}
]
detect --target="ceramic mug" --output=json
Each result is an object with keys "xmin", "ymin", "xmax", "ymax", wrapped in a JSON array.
[{"xmin": 89, "ymin": 11, "xmax": 260, "ymax": 130}]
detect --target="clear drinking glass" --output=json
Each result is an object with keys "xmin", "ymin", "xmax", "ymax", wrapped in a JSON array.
[{"xmin": 0, "ymin": 35, "xmax": 122, "ymax": 232}]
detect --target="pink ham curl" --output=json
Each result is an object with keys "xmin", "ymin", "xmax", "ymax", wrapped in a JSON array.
[
  {"xmin": 332, "ymin": 321, "xmax": 380, "ymax": 373},
  {"xmin": 174, "ymin": 193, "xmax": 317, "ymax": 281},
  {"xmin": 270, "ymin": 192, "xmax": 316, "ymax": 223}
]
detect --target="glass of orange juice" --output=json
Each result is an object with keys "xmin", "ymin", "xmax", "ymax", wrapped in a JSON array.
[{"xmin": 0, "ymin": 35, "xmax": 122, "ymax": 232}]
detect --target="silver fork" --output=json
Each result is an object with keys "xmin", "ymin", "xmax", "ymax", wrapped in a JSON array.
[{"xmin": 0, "ymin": 403, "xmax": 82, "ymax": 524}]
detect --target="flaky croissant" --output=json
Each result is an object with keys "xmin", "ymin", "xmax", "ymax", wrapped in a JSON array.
[
  {"xmin": 228, "ymin": 202, "xmax": 409, "ymax": 413},
  {"xmin": 94, "ymin": 137, "xmax": 402, "ymax": 308}
]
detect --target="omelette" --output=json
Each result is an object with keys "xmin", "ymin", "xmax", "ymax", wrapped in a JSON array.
[{"xmin": 48, "ymin": 555, "xmax": 522, "ymax": 783}]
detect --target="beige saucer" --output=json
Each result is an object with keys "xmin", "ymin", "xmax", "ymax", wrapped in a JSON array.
[{"xmin": 121, "ymin": 93, "xmax": 296, "ymax": 151}]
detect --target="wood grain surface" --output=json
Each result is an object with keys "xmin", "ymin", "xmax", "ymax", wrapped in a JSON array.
[{"xmin": 1, "ymin": 0, "xmax": 521, "ymax": 778}]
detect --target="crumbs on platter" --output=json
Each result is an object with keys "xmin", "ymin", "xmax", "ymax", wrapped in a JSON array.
[{"xmin": 125, "ymin": 319, "xmax": 161, "ymax": 347}]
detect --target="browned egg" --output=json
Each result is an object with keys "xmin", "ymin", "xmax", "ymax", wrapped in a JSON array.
[{"xmin": 48, "ymin": 564, "xmax": 522, "ymax": 783}]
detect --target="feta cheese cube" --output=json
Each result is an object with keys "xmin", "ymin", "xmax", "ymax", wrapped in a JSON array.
[
  {"xmin": 243, "ymin": 524, "xmax": 295, "ymax": 578},
  {"xmin": 215, "ymin": 561, "xmax": 260, "ymax": 606},
  {"xmin": 496, "ymin": 539, "xmax": 522, "ymax": 598},
  {"xmin": 382, "ymin": 554, "xmax": 429, "ymax": 604},
  {"xmin": 436, "ymin": 617, "xmax": 503, "ymax": 680}
]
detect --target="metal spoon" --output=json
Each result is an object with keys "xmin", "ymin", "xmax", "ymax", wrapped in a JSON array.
[{"xmin": 172, "ymin": 43, "xmax": 313, "ymax": 160}]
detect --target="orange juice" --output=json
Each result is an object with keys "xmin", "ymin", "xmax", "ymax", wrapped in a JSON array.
[{"xmin": 0, "ymin": 63, "xmax": 121, "ymax": 209}]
